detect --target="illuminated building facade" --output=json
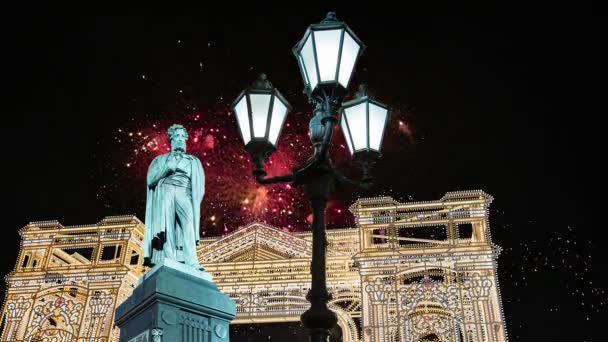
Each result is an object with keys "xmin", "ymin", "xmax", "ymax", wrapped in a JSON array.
[
  {"xmin": 351, "ymin": 191, "xmax": 508, "ymax": 342},
  {"xmin": 2, "ymin": 191, "xmax": 507, "ymax": 341},
  {"xmin": 0, "ymin": 216, "xmax": 144, "ymax": 342}
]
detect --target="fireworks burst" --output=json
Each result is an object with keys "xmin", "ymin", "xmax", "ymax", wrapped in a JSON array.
[{"xmin": 98, "ymin": 98, "xmax": 413, "ymax": 236}]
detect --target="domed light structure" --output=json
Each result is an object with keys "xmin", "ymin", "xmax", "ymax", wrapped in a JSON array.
[{"xmin": 293, "ymin": 12, "xmax": 365, "ymax": 100}]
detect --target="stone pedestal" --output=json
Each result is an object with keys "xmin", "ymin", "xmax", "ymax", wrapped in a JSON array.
[{"xmin": 115, "ymin": 258, "xmax": 236, "ymax": 342}]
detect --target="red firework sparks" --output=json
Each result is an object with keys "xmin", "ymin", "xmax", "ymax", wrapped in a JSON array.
[{"xmin": 99, "ymin": 100, "xmax": 412, "ymax": 236}]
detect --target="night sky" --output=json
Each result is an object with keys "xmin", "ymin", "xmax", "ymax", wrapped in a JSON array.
[{"xmin": 2, "ymin": 9, "xmax": 598, "ymax": 341}]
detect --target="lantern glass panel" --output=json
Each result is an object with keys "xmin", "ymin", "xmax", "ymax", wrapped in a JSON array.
[
  {"xmin": 344, "ymin": 102, "xmax": 367, "ymax": 151},
  {"xmin": 313, "ymin": 29, "xmax": 342, "ymax": 82},
  {"xmin": 300, "ymin": 34, "xmax": 319, "ymax": 90},
  {"xmin": 298, "ymin": 55, "xmax": 310, "ymax": 87},
  {"xmin": 340, "ymin": 114, "xmax": 355, "ymax": 155},
  {"xmin": 368, "ymin": 103, "xmax": 388, "ymax": 151},
  {"xmin": 250, "ymin": 94, "xmax": 271, "ymax": 138},
  {"xmin": 234, "ymin": 96, "xmax": 251, "ymax": 144},
  {"xmin": 268, "ymin": 98, "xmax": 288, "ymax": 146},
  {"xmin": 338, "ymin": 32, "xmax": 360, "ymax": 88}
]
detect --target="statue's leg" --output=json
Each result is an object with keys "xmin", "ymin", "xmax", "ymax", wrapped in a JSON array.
[
  {"xmin": 175, "ymin": 188, "xmax": 201, "ymax": 269},
  {"xmin": 162, "ymin": 185, "xmax": 178, "ymax": 262},
  {"xmin": 175, "ymin": 213, "xmax": 185, "ymax": 263}
]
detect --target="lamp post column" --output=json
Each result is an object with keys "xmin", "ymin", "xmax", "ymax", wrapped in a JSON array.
[{"xmin": 301, "ymin": 168, "xmax": 338, "ymax": 342}]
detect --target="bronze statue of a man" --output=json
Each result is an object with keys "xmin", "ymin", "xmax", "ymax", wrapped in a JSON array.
[{"xmin": 143, "ymin": 124, "xmax": 205, "ymax": 269}]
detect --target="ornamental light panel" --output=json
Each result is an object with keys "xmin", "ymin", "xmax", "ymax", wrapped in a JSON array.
[{"xmin": 293, "ymin": 12, "xmax": 365, "ymax": 99}]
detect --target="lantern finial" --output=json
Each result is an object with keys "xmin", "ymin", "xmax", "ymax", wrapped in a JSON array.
[
  {"xmin": 355, "ymin": 84, "xmax": 368, "ymax": 98},
  {"xmin": 252, "ymin": 73, "xmax": 273, "ymax": 89},
  {"xmin": 322, "ymin": 12, "xmax": 338, "ymax": 23}
]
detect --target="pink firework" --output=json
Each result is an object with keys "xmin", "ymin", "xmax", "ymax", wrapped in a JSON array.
[{"xmin": 99, "ymin": 100, "xmax": 413, "ymax": 236}]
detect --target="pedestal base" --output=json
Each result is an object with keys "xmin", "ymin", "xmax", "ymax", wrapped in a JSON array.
[{"xmin": 115, "ymin": 258, "xmax": 236, "ymax": 342}]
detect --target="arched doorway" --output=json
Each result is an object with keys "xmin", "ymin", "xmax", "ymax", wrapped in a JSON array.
[
  {"xmin": 417, "ymin": 333, "xmax": 440, "ymax": 341},
  {"xmin": 231, "ymin": 291, "xmax": 360, "ymax": 342},
  {"xmin": 24, "ymin": 286, "xmax": 87, "ymax": 342}
]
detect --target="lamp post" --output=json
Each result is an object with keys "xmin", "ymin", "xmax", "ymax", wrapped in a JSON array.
[{"xmin": 232, "ymin": 12, "xmax": 389, "ymax": 342}]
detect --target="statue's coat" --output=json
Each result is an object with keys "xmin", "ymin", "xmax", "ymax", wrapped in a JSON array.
[{"xmin": 143, "ymin": 153, "xmax": 204, "ymax": 265}]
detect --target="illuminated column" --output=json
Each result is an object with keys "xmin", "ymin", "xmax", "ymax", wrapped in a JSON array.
[
  {"xmin": 87, "ymin": 292, "xmax": 114, "ymax": 340},
  {"xmin": 465, "ymin": 274, "xmax": 494, "ymax": 342},
  {"xmin": 3, "ymin": 296, "xmax": 32, "ymax": 341},
  {"xmin": 365, "ymin": 278, "xmax": 394, "ymax": 342}
]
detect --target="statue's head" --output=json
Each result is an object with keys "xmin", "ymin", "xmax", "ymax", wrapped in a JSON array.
[{"xmin": 168, "ymin": 124, "xmax": 188, "ymax": 152}]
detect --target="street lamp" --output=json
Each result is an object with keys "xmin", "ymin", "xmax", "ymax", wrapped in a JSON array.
[
  {"xmin": 340, "ymin": 84, "xmax": 389, "ymax": 182},
  {"xmin": 293, "ymin": 11, "xmax": 365, "ymax": 101},
  {"xmin": 233, "ymin": 73, "xmax": 292, "ymax": 174},
  {"xmin": 233, "ymin": 12, "xmax": 389, "ymax": 342}
]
